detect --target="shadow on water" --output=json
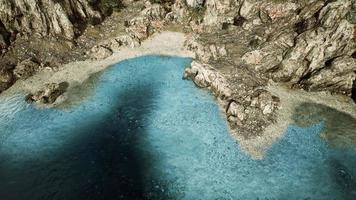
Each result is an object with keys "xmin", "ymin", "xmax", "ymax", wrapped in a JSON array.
[
  {"xmin": 0, "ymin": 84, "xmax": 176, "ymax": 200},
  {"xmin": 292, "ymin": 102, "xmax": 356, "ymax": 199},
  {"xmin": 292, "ymin": 102, "xmax": 356, "ymax": 147},
  {"xmin": 58, "ymin": 70, "xmax": 105, "ymax": 109}
]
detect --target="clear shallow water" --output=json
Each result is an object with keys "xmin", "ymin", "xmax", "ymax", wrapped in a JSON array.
[{"xmin": 0, "ymin": 55, "xmax": 355, "ymax": 200}]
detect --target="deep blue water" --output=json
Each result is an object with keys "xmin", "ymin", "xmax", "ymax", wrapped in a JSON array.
[{"xmin": 0, "ymin": 55, "xmax": 355, "ymax": 200}]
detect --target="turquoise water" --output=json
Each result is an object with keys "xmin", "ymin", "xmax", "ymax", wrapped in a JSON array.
[{"xmin": 0, "ymin": 55, "xmax": 355, "ymax": 199}]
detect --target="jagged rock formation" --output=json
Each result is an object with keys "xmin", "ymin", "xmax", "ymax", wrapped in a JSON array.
[
  {"xmin": 172, "ymin": 0, "xmax": 356, "ymax": 137},
  {"xmin": 90, "ymin": 2, "xmax": 169, "ymax": 58},
  {"xmin": 26, "ymin": 82, "xmax": 69, "ymax": 104},
  {"xmin": 0, "ymin": 66, "xmax": 14, "ymax": 92},
  {"xmin": 0, "ymin": 0, "xmax": 103, "ymax": 41},
  {"xmin": 13, "ymin": 58, "xmax": 41, "ymax": 79}
]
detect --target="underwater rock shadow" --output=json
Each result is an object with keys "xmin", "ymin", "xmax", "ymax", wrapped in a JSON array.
[
  {"xmin": 291, "ymin": 102, "xmax": 356, "ymax": 199},
  {"xmin": 292, "ymin": 102, "xmax": 356, "ymax": 147},
  {"xmin": 0, "ymin": 84, "xmax": 176, "ymax": 200}
]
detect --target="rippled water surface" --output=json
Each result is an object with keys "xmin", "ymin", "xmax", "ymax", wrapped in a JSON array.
[{"xmin": 0, "ymin": 55, "xmax": 355, "ymax": 200}]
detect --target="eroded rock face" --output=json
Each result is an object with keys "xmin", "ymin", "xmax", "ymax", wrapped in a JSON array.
[
  {"xmin": 0, "ymin": 34, "xmax": 6, "ymax": 52},
  {"xmin": 0, "ymin": 67, "xmax": 14, "ymax": 92},
  {"xmin": 271, "ymin": 0, "xmax": 356, "ymax": 96},
  {"xmin": 184, "ymin": 61, "xmax": 280, "ymax": 138},
  {"xmin": 180, "ymin": 0, "xmax": 355, "ymax": 138},
  {"xmin": 186, "ymin": 0, "xmax": 205, "ymax": 8},
  {"xmin": 90, "ymin": 45, "xmax": 113, "ymax": 60},
  {"xmin": 13, "ymin": 58, "xmax": 41, "ymax": 79},
  {"xmin": 299, "ymin": 56, "xmax": 356, "ymax": 95},
  {"xmin": 26, "ymin": 82, "xmax": 69, "ymax": 104},
  {"xmin": 184, "ymin": 61, "xmax": 232, "ymax": 98},
  {"xmin": 0, "ymin": 0, "xmax": 102, "ymax": 40},
  {"xmin": 126, "ymin": 4, "xmax": 167, "ymax": 41}
]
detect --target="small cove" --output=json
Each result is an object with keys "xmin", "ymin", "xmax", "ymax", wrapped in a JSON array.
[{"xmin": 0, "ymin": 55, "xmax": 355, "ymax": 199}]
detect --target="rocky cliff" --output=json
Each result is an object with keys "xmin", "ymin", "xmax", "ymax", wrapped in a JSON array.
[
  {"xmin": 0, "ymin": 0, "xmax": 103, "ymax": 41},
  {"xmin": 0, "ymin": 0, "xmax": 127, "ymax": 93},
  {"xmin": 172, "ymin": 0, "xmax": 356, "ymax": 137}
]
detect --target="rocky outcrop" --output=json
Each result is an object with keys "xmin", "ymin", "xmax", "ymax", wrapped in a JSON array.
[
  {"xmin": 26, "ymin": 82, "xmax": 69, "ymax": 104},
  {"xmin": 180, "ymin": 0, "xmax": 355, "ymax": 138},
  {"xmin": 186, "ymin": 0, "xmax": 204, "ymax": 8},
  {"xmin": 183, "ymin": 0, "xmax": 356, "ymax": 96},
  {"xmin": 90, "ymin": 45, "xmax": 113, "ymax": 60},
  {"xmin": 184, "ymin": 61, "xmax": 280, "ymax": 137},
  {"xmin": 184, "ymin": 61, "xmax": 231, "ymax": 98},
  {"xmin": 126, "ymin": 3, "xmax": 168, "ymax": 41},
  {"xmin": 271, "ymin": 0, "xmax": 356, "ymax": 96},
  {"xmin": 299, "ymin": 56, "xmax": 356, "ymax": 94},
  {"xmin": 13, "ymin": 58, "xmax": 41, "ymax": 79},
  {"xmin": 185, "ymin": 34, "xmax": 227, "ymax": 63},
  {"xmin": 0, "ymin": 0, "xmax": 102, "ymax": 40},
  {"xmin": 239, "ymin": 0, "xmax": 356, "ymax": 96},
  {"xmin": 88, "ymin": 2, "xmax": 169, "ymax": 60},
  {"xmin": 0, "ymin": 67, "xmax": 14, "ymax": 92}
]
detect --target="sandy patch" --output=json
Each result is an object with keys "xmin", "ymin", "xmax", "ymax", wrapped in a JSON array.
[{"xmin": 2, "ymin": 31, "xmax": 194, "ymax": 99}]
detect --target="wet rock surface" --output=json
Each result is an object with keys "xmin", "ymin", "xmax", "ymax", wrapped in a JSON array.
[{"xmin": 26, "ymin": 82, "xmax": 69, "ymax": 104}]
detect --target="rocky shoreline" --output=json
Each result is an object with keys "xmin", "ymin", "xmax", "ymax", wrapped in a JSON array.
[{"xmin": 0, "ymin": 0, "xmax": 355, "ymax": 157}]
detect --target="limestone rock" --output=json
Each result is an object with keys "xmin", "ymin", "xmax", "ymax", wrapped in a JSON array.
[
  {"xmin": 250, "ymin": 90, "xmax": 280, "ymax": 115},
  {"xmin": 272, "ymin": 0, "xmax": 356, "ymax": 95},
  {"xmin": 26, "ymin": 82, "xmax": 69, "ymax": 104},
  {"xmin": 185, "ymin": 34, "xmax": 227, "ymax": 62},
  {"xmin": 299, "ymin": 56, "xmax": 356, "ymax": 95},
  {"xmin": 184, "ymin": 61, "xmax": 232, "ymax": 99},
  {"xmin": 90, "ymin": 45, "xmax": 113, "ymax": 60},
  {"xmin": 13, "ymin": 59, "xmax": 41, "ymax": 79},
  {"xmin": 0, "ymin": 67, "xmax": 14, "ymax": 92},
  {"xmin": 0, "ymin": 0, "xmax": 102, "ymax": 39},
  {"xmin": 0, "ymin": 34, "xmax": 6, "ymax": 52},
  {"xmin": 186, "ymin": 0, "xmax": 204, "ymax": 8},
  {"xmin": 203, "ymin": 0, "xmax": 242, "ymax": 26},
  {"xmin": 227, "ymin": 101, "xmax": 245, "ymax": 121},
  {"xmin": 169, "ymin": 0, "xmax": 189, "ymax": 22},
  {"xmin": 126, "ymin": 4, "xmax": 167, "ymax": 41}
]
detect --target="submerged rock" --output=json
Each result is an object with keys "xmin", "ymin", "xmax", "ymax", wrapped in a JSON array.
[{"xmin": 26, "ymin": 82, "xmax": 69, "ymax": 104}]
